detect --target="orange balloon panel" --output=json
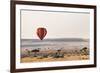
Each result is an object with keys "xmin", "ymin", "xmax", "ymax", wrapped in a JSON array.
[{"xmin": 36, "ymin": 27, "xmax": 47, "ymax": 40}]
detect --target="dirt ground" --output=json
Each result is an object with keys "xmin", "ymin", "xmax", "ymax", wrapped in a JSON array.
[{"xmin": 21, "ymin": 55, "xmax": 89, "ymax": 63}]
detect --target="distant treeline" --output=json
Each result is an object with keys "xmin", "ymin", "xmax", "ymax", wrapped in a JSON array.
[
  {"xmin": 21, "ymin": 38, "xmax": 89, "ymax": 42},
  {"xmin": 21, "ymin": 47, "xmax": 89, "ymax": 59}
]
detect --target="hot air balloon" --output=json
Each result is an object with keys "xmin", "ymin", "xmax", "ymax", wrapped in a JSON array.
[{"xmin": 36, "ymin": 27, "xmax": 47, "ymax": 40}]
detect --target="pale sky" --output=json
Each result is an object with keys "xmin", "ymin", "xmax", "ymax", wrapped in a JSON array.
[{"xmin": 21, "ymin": 10, "xmax": 90, "ymax": 39}]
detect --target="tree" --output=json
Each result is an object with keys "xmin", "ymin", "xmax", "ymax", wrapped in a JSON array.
[{"xmin": 31, "ymin": 48, "xmax": 40, "ymax": 57}]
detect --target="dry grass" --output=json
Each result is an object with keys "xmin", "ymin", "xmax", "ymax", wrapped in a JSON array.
[{"xmin": 21, "ymin": 55, "xmax": 89, "ymax": 63}]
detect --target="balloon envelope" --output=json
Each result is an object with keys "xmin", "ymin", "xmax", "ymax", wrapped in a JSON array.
[{"xmin": 36, "ymin": 27, "xmax": 47, "ymax": 40}]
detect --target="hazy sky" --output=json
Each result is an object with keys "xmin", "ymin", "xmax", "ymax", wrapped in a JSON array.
[{"xmin": 21, "ymin": 10, "xmax": 90, "ymax": 39}]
